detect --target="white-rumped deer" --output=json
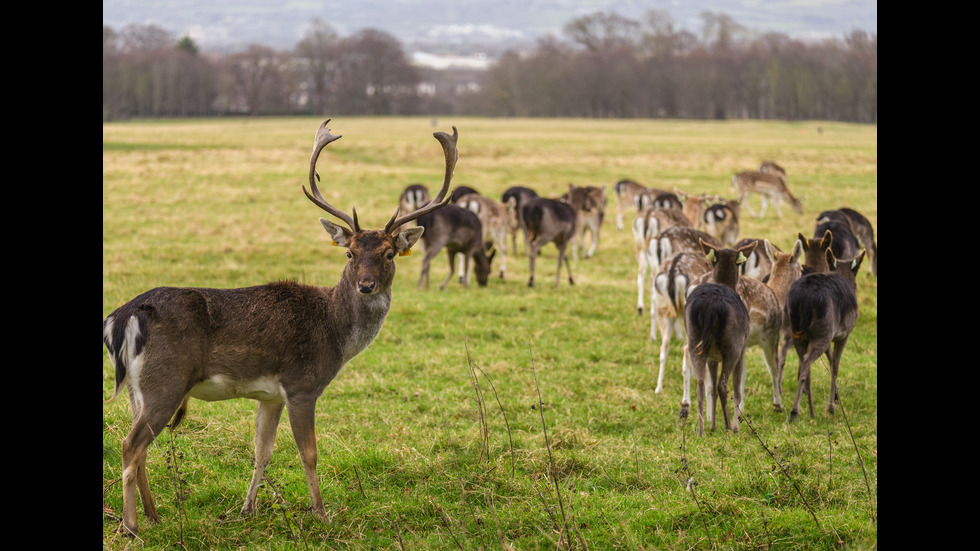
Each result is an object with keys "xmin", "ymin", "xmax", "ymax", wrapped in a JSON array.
[
  {"xmin": 613, "ymin": 178, "xmax": 645, "ymax": 230},
  {"xmin": 785, "ymin": 248, "xmax": 865, "ymax": 420},
  {"xmin": 702, "ymin": 200, "xmax": 741, "ymax": 247},
  {"xmin": 522, "ymin": 196, "xmax": 577, "ymax": 287},
  {"xmin": 502, "ymin": 186, "xmax": 538, "ymax": 253},
  {"xmin": 102, "ymin": 120, "xmax": 458, "ymax": 536},
  {"xmin": 456, "ymin": 192, "xmax": 510, "ymax": 278},
  {"xmin": 650, "ymin": 251, "xmax": 712, "ymax": 394},
  {"xmin": 681, "ymin": 240, "xmax": 753, "ymax": 436},
  {"xmin": 632, "ymin": 206, "xmax": 692, "ymax": 314}
]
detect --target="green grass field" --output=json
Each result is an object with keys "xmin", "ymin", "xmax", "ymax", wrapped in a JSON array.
[{"xmin": 103, "ymin": 116, "xmax": 877, "ymax": 549}]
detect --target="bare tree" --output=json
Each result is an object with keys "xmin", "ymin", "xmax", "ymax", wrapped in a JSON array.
[{"xmin": 295, "ymin": 19, "xmax": 339, "ymax": 115}]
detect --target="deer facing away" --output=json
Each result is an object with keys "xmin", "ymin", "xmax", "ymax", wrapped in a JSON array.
[{"xmin": 102, "ymin": 120, "xmax": 458, "ymax": 536}]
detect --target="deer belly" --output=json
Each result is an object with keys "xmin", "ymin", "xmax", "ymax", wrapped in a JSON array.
[{"xmin": 189, "ymin": 374, "xmax": 286, "ymax": 402}]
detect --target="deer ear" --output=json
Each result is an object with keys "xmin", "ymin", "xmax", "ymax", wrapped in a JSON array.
[
  {"xmin": 320, "ymin": 218, "xmax": 353, "ymax": 248},
  {"xmin": 394, "ymin": 226, "xmax": 424, "ymax": 254}
]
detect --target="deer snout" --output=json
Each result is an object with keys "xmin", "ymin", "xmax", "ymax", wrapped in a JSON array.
[{"xmin": 357, "ymin": 278, "xmax": 377, "ymax": 294}]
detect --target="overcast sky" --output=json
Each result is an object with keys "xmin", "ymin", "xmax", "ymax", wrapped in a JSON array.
[{"xmin": 103, "ymin": 0, "xmax": 878, "ymax": 52}]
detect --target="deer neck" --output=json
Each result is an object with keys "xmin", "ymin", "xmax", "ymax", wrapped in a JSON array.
[{"xmin": 327, "ymin": 272, "xmax": 392, "ymax": 363}]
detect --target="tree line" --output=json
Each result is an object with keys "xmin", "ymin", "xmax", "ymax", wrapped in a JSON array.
[{"xmin": 102, "ymin": 11, "xmax": 876, "ymax": 123}]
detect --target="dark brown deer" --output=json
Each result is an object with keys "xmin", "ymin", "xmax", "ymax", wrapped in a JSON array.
[
  {"xmin": 785, "ymin": 248, "xmax": 865, "ymax": 421},
  {"xmin": 681, "ymin": 240, "xmax": 753, "ymax": 436},
  {"xmin": 817, "ymin": 208, "xmax": 877, "ymax": 276},
  {"xmin": 522, "ymin": 196, "xmax": 577, "ymax": 287},
  {"xmin": 102, "ymin": 119, "xmax": 458, "ymax": 536},
  {"xmin": 416, "ymin": 203, "xmax": 495, "ymax": 290}
]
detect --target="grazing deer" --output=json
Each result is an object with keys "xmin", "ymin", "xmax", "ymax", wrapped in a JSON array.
[
  {"xmin": 522, "ymin": 197, "xmax": 577, "ymax": 287},
  {"xmin": 731, "ymin": 170, "xmax": 802, "ymax": 218},
  {"xmin": 416, "ymin": 203, "xmax": 495, "ymax": 290},
  {"xmin": 650, "ymin": 251, "xmax": 712, "ymax": 394},
  {"xmin": 632, "ymin": 207, "xmax": 692, "ymax": 314},
  {"xmin": 564, "ymin": 183, "xmax": 605, "ymax": 260},
  {"xmin": 456, "ymin": 192, "xmax": 510, "ymax": 278},
  {"xmin": 763, "ymin": 238, "xmax": 804, "ymax": 381},
  {"xmin": 102, "ymin": 120, "xmax": 458, "ymax": 536},
  {"xmin": 817, "ymin": 208, "xmax": 877, "ymax": 276},
  {"xmin": 502, "ymin": 186, "xmax": 538, "ymax": 253},
  {"xmin": 702, "ymin": 200, "xmax": 741, "ymax": 247},
  {"xmin": 760, "ymin": 160, "xmax": 786, "ymax": 177},
  {"xmin": 680, "ymin": 240, "xmax": 753, "ymax": 436},
  {"xmin": 785, "ymin": 248, "xmax": 865, "ymax": 420},
  {"xmin": 614, "ymin": 178, "xmax": 646, "ymax": 230}
]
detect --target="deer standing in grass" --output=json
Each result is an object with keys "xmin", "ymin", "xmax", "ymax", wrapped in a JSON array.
[
  {"xmin": 681, "ymin": 240, "xmax": 753, "ymax": 436},
  {"xmin": 785, "ymin": 248, "xmax": 865, "ymax": 420},
  {"xmin": 102, "ymin": 120, "xmax": 458, "ymax": 536}
]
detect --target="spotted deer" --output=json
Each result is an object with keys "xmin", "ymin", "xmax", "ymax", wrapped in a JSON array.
[
  {"xmin": 650, "ymin": 251, "xmax": 712, "ymax": 394},
  {"xmin": 731, "ymin": 169, "xmax": 802, "ymax": 218},
  {"xmin": 102, "ymin": 120, "xmax": 458, "ymax": 536},
  {"xmin": 681, "ymin": 240, "xmax": 754, "ymax": 436},
  {"xmin": 502, "ymin": 186, "xmax": 538, "ymax": 253},
  {"xmin": 702, "ymin": 199, "xmax": 741, "ymax": 247},
  {"xmin": 613, "ymin": 178, "xmax": 646, "ymax": 230},
  {"xmin": 632, "ymin": 207, "xmax": 692, "ymax": 314}
]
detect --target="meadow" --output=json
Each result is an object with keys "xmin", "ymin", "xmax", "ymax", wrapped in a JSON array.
[{"xmin": 102, "ymin": 116, "xmax": 877, "ymax": 549}]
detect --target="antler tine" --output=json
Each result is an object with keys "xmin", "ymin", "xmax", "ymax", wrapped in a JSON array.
[
  {"xmin": 303, "ymin": 119, "xmax": 360, "ymax": 232},
  {"xmin": 385, "ymin": 126, "xmax": 458, "ymax": 233}
]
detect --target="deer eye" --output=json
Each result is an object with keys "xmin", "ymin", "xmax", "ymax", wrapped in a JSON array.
[
  {"xmin": 346, "ymin": 251, "xmax": 353, "ymax": 260},
  {"xmin": 386, "ymin": 251, "xmax": 395, "ymax": 260}
]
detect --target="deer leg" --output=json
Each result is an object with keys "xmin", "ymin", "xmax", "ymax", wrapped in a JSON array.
[
  {"xmin": 440, "ymin": 251, "xmax": 457, "ymax": 290},
  {"xmin": 654, "ymin": 313, "xmax": 672, "ymax": 394},
  {"xmin": 827, "ymin": 336, "xmax": 849, "ymax": 414},
  {"xmin": 680, "ymin": 344, "xmax": 693, "ymax": 417},
  {"xmin": 241, "ymin": 400, "xmax": 285, "ymax": 516},
  {"xmin": 731, "ymin": 353, "xmax": 747, "ymax": 433},
  {"xmin": 706, "ymin": 360, "xmax": 718, "ymax": 431},
  {"xmin": 758, "ymin": 196, "xmax": 769, "ymax": 218},
  {"xmin": 418, "ymin": 248, "xmax": 439, "ymax": 289},
  {"xmin": 636, "ymin": 249, "xmax": 648, "ymax": 315},
  {"xmin": 121, "ymin": 392, "xmax": 187, "ymax": 535},
  {"xmin": 560, "ymin": 245, "xmax": 574, "ymax": 286},
  {"xmin": 715, "ymin": 359, "xmax": 731, "ymax": 431},
  {"xmin": 286, "ymin": 398, "xmax": 326, "ymax": 518},
  {"xmin": 527, "ymin": 242, "xmax": 540, "ymax": 287},
  {"xmin": 762, "ymin": 333, "xmax": 782, "ymax": 412}
]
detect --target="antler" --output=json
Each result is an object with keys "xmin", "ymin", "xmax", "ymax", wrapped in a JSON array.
[
  {"xmin": 303, "ymin": 119, "xmax": 361, "ymax": 232},
  {"xmin": 384, "ymin": 127, "xmax": 458, "ymax": 234}
]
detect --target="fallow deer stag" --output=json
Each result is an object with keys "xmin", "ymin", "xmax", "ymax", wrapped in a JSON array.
[{"xmin": 102, "ymin": 119, "xmax": 458, "ymax": 536}]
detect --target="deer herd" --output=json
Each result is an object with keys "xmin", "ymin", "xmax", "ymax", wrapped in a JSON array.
[{"xmin": 103, "ymin": 119, "xmax": 877, "ymax": 534}]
